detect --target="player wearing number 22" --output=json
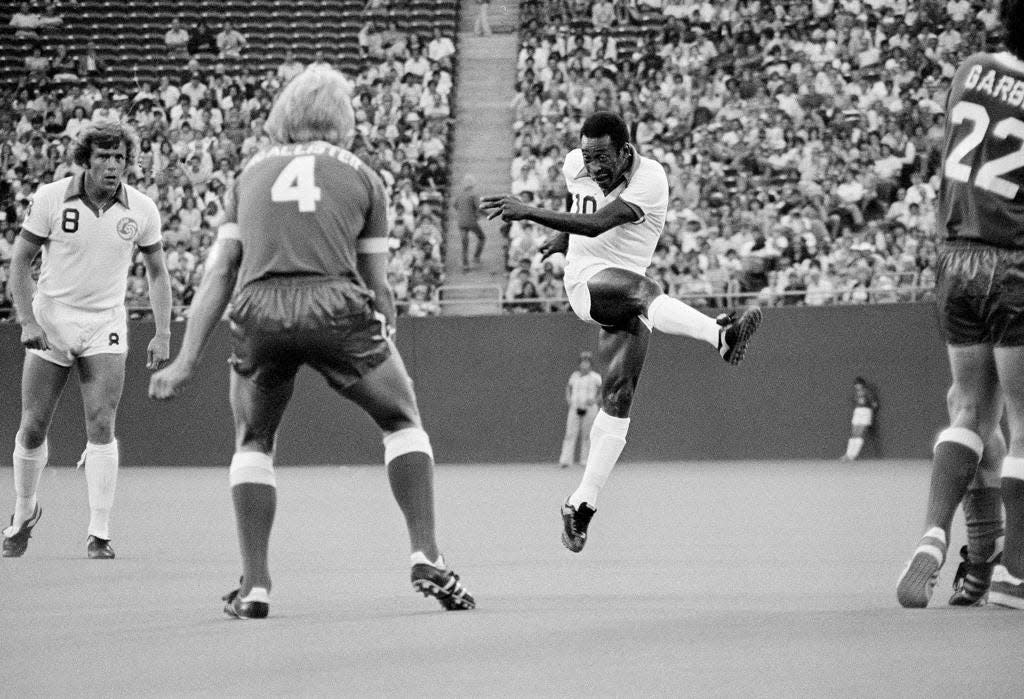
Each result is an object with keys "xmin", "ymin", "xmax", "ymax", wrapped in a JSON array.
[
  {"xmin": 897, "ymin": 1, "xmax": 1024, "ymax": 611},
  {"xmin": 482, "ymin": 112, "xmax": 763, "ymax": 553},
  {"xmin": 148, "ymin": 66, "xmax": 473, "ymax": 618},
  {"xmin": 2, "ymin": 120, "xmax": 172, "ymax": 560}
]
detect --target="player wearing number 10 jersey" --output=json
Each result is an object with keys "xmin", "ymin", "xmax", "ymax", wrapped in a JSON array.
[
  {"xmin": 481, "ymin": 112, "xmax": 762, "ymax": 553},
  {"xmin": 149, "ymin": 66, "xmax": 474, "ymax": 617},
  {"xmin": 897, "ymin": 1, "xmax": 1024, "ymax": 610}
]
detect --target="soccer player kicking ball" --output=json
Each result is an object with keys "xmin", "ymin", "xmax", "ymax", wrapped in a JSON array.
[
  {"xmin": 149, "ymin": 66, "xmax": 474, "ymax": 618},
  {"xmin": 482, "ymin": 112, "xmax": 762, "ymax": 553},
  {"xmin": 897, "ymin": 0, "xmax": 1024, "ymax": 610},
  {"xmin": 3, "ymin": 121, "xmax": 172, "ymax": 560}
]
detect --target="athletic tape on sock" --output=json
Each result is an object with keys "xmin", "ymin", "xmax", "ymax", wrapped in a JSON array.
[
  {"xmin": 14, "ymin": 431, "xmax": 47, "ymax": 461},
  {"xmin": 383, "ymin": 427, "xmax": 433, "ymax": 464},
  {"xmin": 592, "ymin": 410, "xmax": 630, "ymax": 438},
  {"xmin": 1002, "ymin": 456, "xmax": 1024, "ymax": 481},
  {"xmin": 935, "ymin": 427, "xmax": 984, "ymax": 461},
  {"xmin": 229, "ymin": 451, "xmax": 276, "ymax": 487}
]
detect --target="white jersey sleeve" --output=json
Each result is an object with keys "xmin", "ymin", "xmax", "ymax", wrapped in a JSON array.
[{"xmin": 21, "ymin": 179, "xmax": 62, "ymax": 239}]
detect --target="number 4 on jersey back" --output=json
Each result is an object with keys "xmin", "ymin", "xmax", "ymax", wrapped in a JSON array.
[{"xmin": 271, "ymin": 155, "xmax": 322, "ymax": 212}]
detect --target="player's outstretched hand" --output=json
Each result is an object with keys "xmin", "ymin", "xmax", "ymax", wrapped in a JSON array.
[
  {"xmin": 147, "ymin": 334, "xmax": 171, "ymax": 370},
  {"xmin": 480, "ymin": 194, "xmax": 529, "ymax": 221},
  {"xmin": 539, "ymin": 231, "xmax": 569, "ymax": 260},
  {"xmin": 149, "ymin": 359, "xmax": 193, "ymax": 400},
  {"xmin": 20, "ymin": 321, "xmax": 50, "ymax": 351}
]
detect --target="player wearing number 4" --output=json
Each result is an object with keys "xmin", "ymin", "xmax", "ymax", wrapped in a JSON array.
[
  {"xmin": 481, "ymin": 112, "xmax": 763, "ymax": 553},
  {"xmin": 3, "ymin": 120, "xmax": 172, "ymax": 560},
  {"xmin": 149, "ymin": 66, "xmax": 474, "ymax": 617},
  {"xmin": 897, "ymin": 0, "xmax": 1024, "ymax": 610}
]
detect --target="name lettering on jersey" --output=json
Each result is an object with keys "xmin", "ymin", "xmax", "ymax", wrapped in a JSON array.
[
  {"xmin": 116, "ymin": 217, "xmax": 139, "ymax": 242},
  {"xmin": 246, "ymin": 141, "xmax": 369, "ymax": 175},
  {"xmin": 964, "ymin": 65, "xmax": 1024, "ymax": 108}
]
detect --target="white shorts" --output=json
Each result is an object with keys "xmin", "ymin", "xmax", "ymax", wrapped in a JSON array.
[
  {"xmin": 29, "ymin": 295, "xmax": 128, "ymax": 367},
  {"xmin": 564, "ymin": 265, "xmax": 609, "ymax": 325},
  {"xmin": 852, "ymin": 407, "xmax": 873, "ymax": 427}
]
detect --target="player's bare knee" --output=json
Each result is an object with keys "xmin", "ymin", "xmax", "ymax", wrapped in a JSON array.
[
  {"xmin": 601, "ymin": 384, "xmax": 636, "ymax": 416},
  {"xmin": 15, "ymin": 421, "xmax": 48, "ymax": 449}
]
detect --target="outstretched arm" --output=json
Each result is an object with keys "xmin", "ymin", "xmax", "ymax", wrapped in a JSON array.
[
  {"xmin": 480, "ymin": 195, "xmax": 638, "ymax": 238},
  {"xmin": 148, "ymin": 238, "xmax": 241, "ymax": 399}
]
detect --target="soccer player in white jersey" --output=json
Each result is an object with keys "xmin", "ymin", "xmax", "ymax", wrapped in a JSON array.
[
  {"xmin": 482, "ymin": 112, "xmax": 762, "ymax": 552},
  {"xmin": 2, "ymin": 121, "xmax": 172, "ymax": 559}
]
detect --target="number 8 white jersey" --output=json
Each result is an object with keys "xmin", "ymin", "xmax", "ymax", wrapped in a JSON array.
[
  {"xmin": 560, "ymin": 145, "xmax": 669, "ymax": 285},
  {"xmin": 938, "ymin": 52, "xmax": 1024, "ymax": 248}
]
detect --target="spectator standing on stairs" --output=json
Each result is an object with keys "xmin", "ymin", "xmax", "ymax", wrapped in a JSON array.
[{"xmin": 454, "ymin": 175, "xmax": 485, "ymax": 271}]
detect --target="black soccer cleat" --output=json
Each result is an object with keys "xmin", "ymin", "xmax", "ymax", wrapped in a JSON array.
[
  {"xmin": 1, "ymin": 504, "xmax": 42, "ymax": 558},
  {"xmin": 561, "ymin": 500, "xmax": 596, "ymax": 553},
  {"xmin": 949, "ymin": 544, "xmax": 1001, "ymax": 607},
  {"xmin": 222, "ymin": 585, "xmax": 271, "ymax": 619},
  {"xmin": 717, "ymin": 307, "xmax": 763, "ymax": 365},
  {"xmin": 86, "ymin": 535, "xmax": 116, "ymax": 560},
  {"xmin": 411, "ymin": 559, "xmax": 475, "ymax": 610}
]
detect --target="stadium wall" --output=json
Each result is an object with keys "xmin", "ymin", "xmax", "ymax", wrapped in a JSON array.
[{"xmin": 0, "ymin": 304, "xmax": 950, "ymax": 466}]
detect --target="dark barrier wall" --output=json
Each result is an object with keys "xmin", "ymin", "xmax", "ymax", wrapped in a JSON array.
[{"xmin": 0, "ymin": 304, "xmax": 950, "ymax": 466}]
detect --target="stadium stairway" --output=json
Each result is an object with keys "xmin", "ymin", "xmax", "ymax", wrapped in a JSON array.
[{"xmin": 442, "ymin": 0, "xmax": 520, "ymax": 315}]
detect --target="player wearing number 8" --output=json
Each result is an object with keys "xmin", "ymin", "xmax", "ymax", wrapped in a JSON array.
[
  {"xmin": 2, "ymin": 120, "xmax": 173, "ymax": 560},
  {"xmin": 148, "ymin": 65, "xmax": 474, "ymax": 616},
  {"xmin": 896, "ymin": 0, "xmax": 1024, "ymax": 609}
]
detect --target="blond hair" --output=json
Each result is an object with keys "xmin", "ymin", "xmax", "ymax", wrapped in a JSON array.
[{"xmin": 264, "ymin": 66, "xmax": 355, "ymax": 146}]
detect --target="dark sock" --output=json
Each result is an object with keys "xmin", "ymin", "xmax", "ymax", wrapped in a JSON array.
[
  {"xmin": 963, "ymin": 487, "xmax": 1004, "ymax": 563},
  {"xmin": 924, "ymin": 441, "xmax": 979, "ymax": 537},
  {"xmin": 1001, "ymin": 477, "xmax": 1024, "ymax": 577},
  {"xmin": 231, "ymin": 483, "xmax": 276, "ymax": 594},
  {"xmin": 387, "ymin": 451, "xmax": 439, "ymax": 561}
]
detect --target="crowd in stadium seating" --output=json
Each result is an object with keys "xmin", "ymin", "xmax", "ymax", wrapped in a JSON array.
[
  {"xmin": 0, "ymin": 3, "xmax": 456, "ymax": 319},
  {"xmin": 503, "ymin": 0, "xmax": 1000, "ymax": 310}
]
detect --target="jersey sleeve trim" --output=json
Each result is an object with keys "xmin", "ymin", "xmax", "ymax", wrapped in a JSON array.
[
  {"xmin": 20, "ymin": 229, "xmax": 46, "ymax": 246},
  {"xmin": 616, "ymin": 197, "xmax": 646, "ymax": 224},
  {"xmin": 356, "ymin": 237, "xmax": 389, "ymax": 254},
  {"xmin": 217, "ymin": 222, "xmax": 240, "ymax": 240},
  {"xmin": 138, "ymin": 241, "xmax": 162, "ymax": 254}
]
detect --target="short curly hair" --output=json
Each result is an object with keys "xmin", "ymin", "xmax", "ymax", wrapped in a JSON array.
[
  {"xmin": 580, "ymin": 111, "xmax": 630, "ymax": 151},
  {"xmin": 71, "ymin": 120, "xmax": 140, "ymax": 169},
  {"xmin": 1002, "ymin": 0, "xmax": 1024, "ymax": 60}
]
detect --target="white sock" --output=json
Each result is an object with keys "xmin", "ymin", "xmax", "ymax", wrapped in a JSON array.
[
  {"xmin": 645, "ymin": 294, "xmax": 719, "ymax": 346},
  {"xmin": 82, "ymin": 440, "xmax": 119, "ymax": 540},
  {"xmin": 568, "ymin": 411, "xmax": 630, "ymax": 508},
  {"xmin": 845, "ymin": 437, "xmax": 863, "ymax": 459},
  {"xmin": 410, "ymin": 551, "xmax": 444, "ymax": 568},
  {"xmin": 9, "ymin": 432, "xmax": 47, "ymax": 534}
]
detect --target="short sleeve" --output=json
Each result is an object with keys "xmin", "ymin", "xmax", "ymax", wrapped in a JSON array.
[
  {"xmin": 136, "ymin": 196, "xmax": 163, "ymax": 249},
  {"xmin": 619, "ymin": 160, "xmax": 669, "ymax": 223},
  {"xmin": 217, "ymin": 179, "xmax": 240, "ymax": 241},
  {"xmin": 356, "ymin": 169, "xmax": 389, "ymax": 254},
  {"xmin": 21, "ymin": 186, "xmax": 53, "ymax": 239}
]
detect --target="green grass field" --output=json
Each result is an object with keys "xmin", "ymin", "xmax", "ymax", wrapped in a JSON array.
[{"xmin": 2, "ymin": 460, "xmax": 1023, "ymax": 696}]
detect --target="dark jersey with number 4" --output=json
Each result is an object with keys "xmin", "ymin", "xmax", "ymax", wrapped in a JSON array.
[
  {"xmin": 938, "ymin": 52, "xmax": 1024, "ymax": 249},
  {"xmin": 220, "ymin": 142, "xmax": 389, "ymax": 289}
]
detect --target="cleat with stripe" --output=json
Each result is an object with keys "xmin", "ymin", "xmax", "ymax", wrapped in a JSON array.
[
  {"xmin": 411, "ymin": 558, "xmax": 475, "ymax": 611},
  {"xmin": 222, "ymin": 584, "xmax": 270, "ymax": 619},
  {"xmin": 2, "ymin": 504, "xmax": 42, "ymax": 558},
  {"xmin": 897, "ymin": 534, "xmax": 946, "ymax": 608},
  {"xmin": 717, "ymin": 307, "xmax": 763, "ymax": 366},
  {"xmin": 989, "ymin": 565, "xmax": 1024, "ymax": 610},
  {"xmin": 949, "ymin": 543, "xmax": 1001, "ymax": 607}
]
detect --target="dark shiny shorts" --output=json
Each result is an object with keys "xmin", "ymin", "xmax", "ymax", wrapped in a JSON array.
[
  {"xmin": 935, "ymin": 241, "xmax": 1024, "ymax": 347},
  {"xmin": 228, "ymin": 276, "xmax": 391, "ymax": 390}
]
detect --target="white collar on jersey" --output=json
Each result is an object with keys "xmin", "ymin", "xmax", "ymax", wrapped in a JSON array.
[
  {"xmin": 573, "ymin": 143, "xmax": 643, "ymax": 183},
  {"xmin": 63, "ymin": 172, "xmax": 130, "ymax": 209},
  {"xmin": 993, "ymin": 51, "xmax": 1024, "ymax": 73}
]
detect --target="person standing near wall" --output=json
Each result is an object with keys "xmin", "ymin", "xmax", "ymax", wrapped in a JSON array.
[
  {"xmin": 840, "ymin": 376, "xmax": 878, "ymax": 461},
  {"xmin": 559, "ymin": 351, "xmax": 602, "ymax": 469},
  {"xmin": 2, "ymin": 120, "xmax": 172, "ymax": 560},
  {"xmin": 474, "ymin": 0, "xmax": 492, "ymax": 36},
  {"xmin": 454, "ymin": 175, "xmax": 485, "ymax": 271}
]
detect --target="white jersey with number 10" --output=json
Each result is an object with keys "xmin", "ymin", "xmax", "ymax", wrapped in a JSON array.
[{"xmin": 560, "ymin": 145, "xmax": 669, "ymax": 286}]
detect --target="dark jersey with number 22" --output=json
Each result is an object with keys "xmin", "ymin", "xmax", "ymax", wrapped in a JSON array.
[
  {"xmin": 221, "ymin": 141, "xmax": 389, "ymax": 289},
  {"xmin": 938, "ymin": 52, "xmax": 1024, "ymax": 249}
]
